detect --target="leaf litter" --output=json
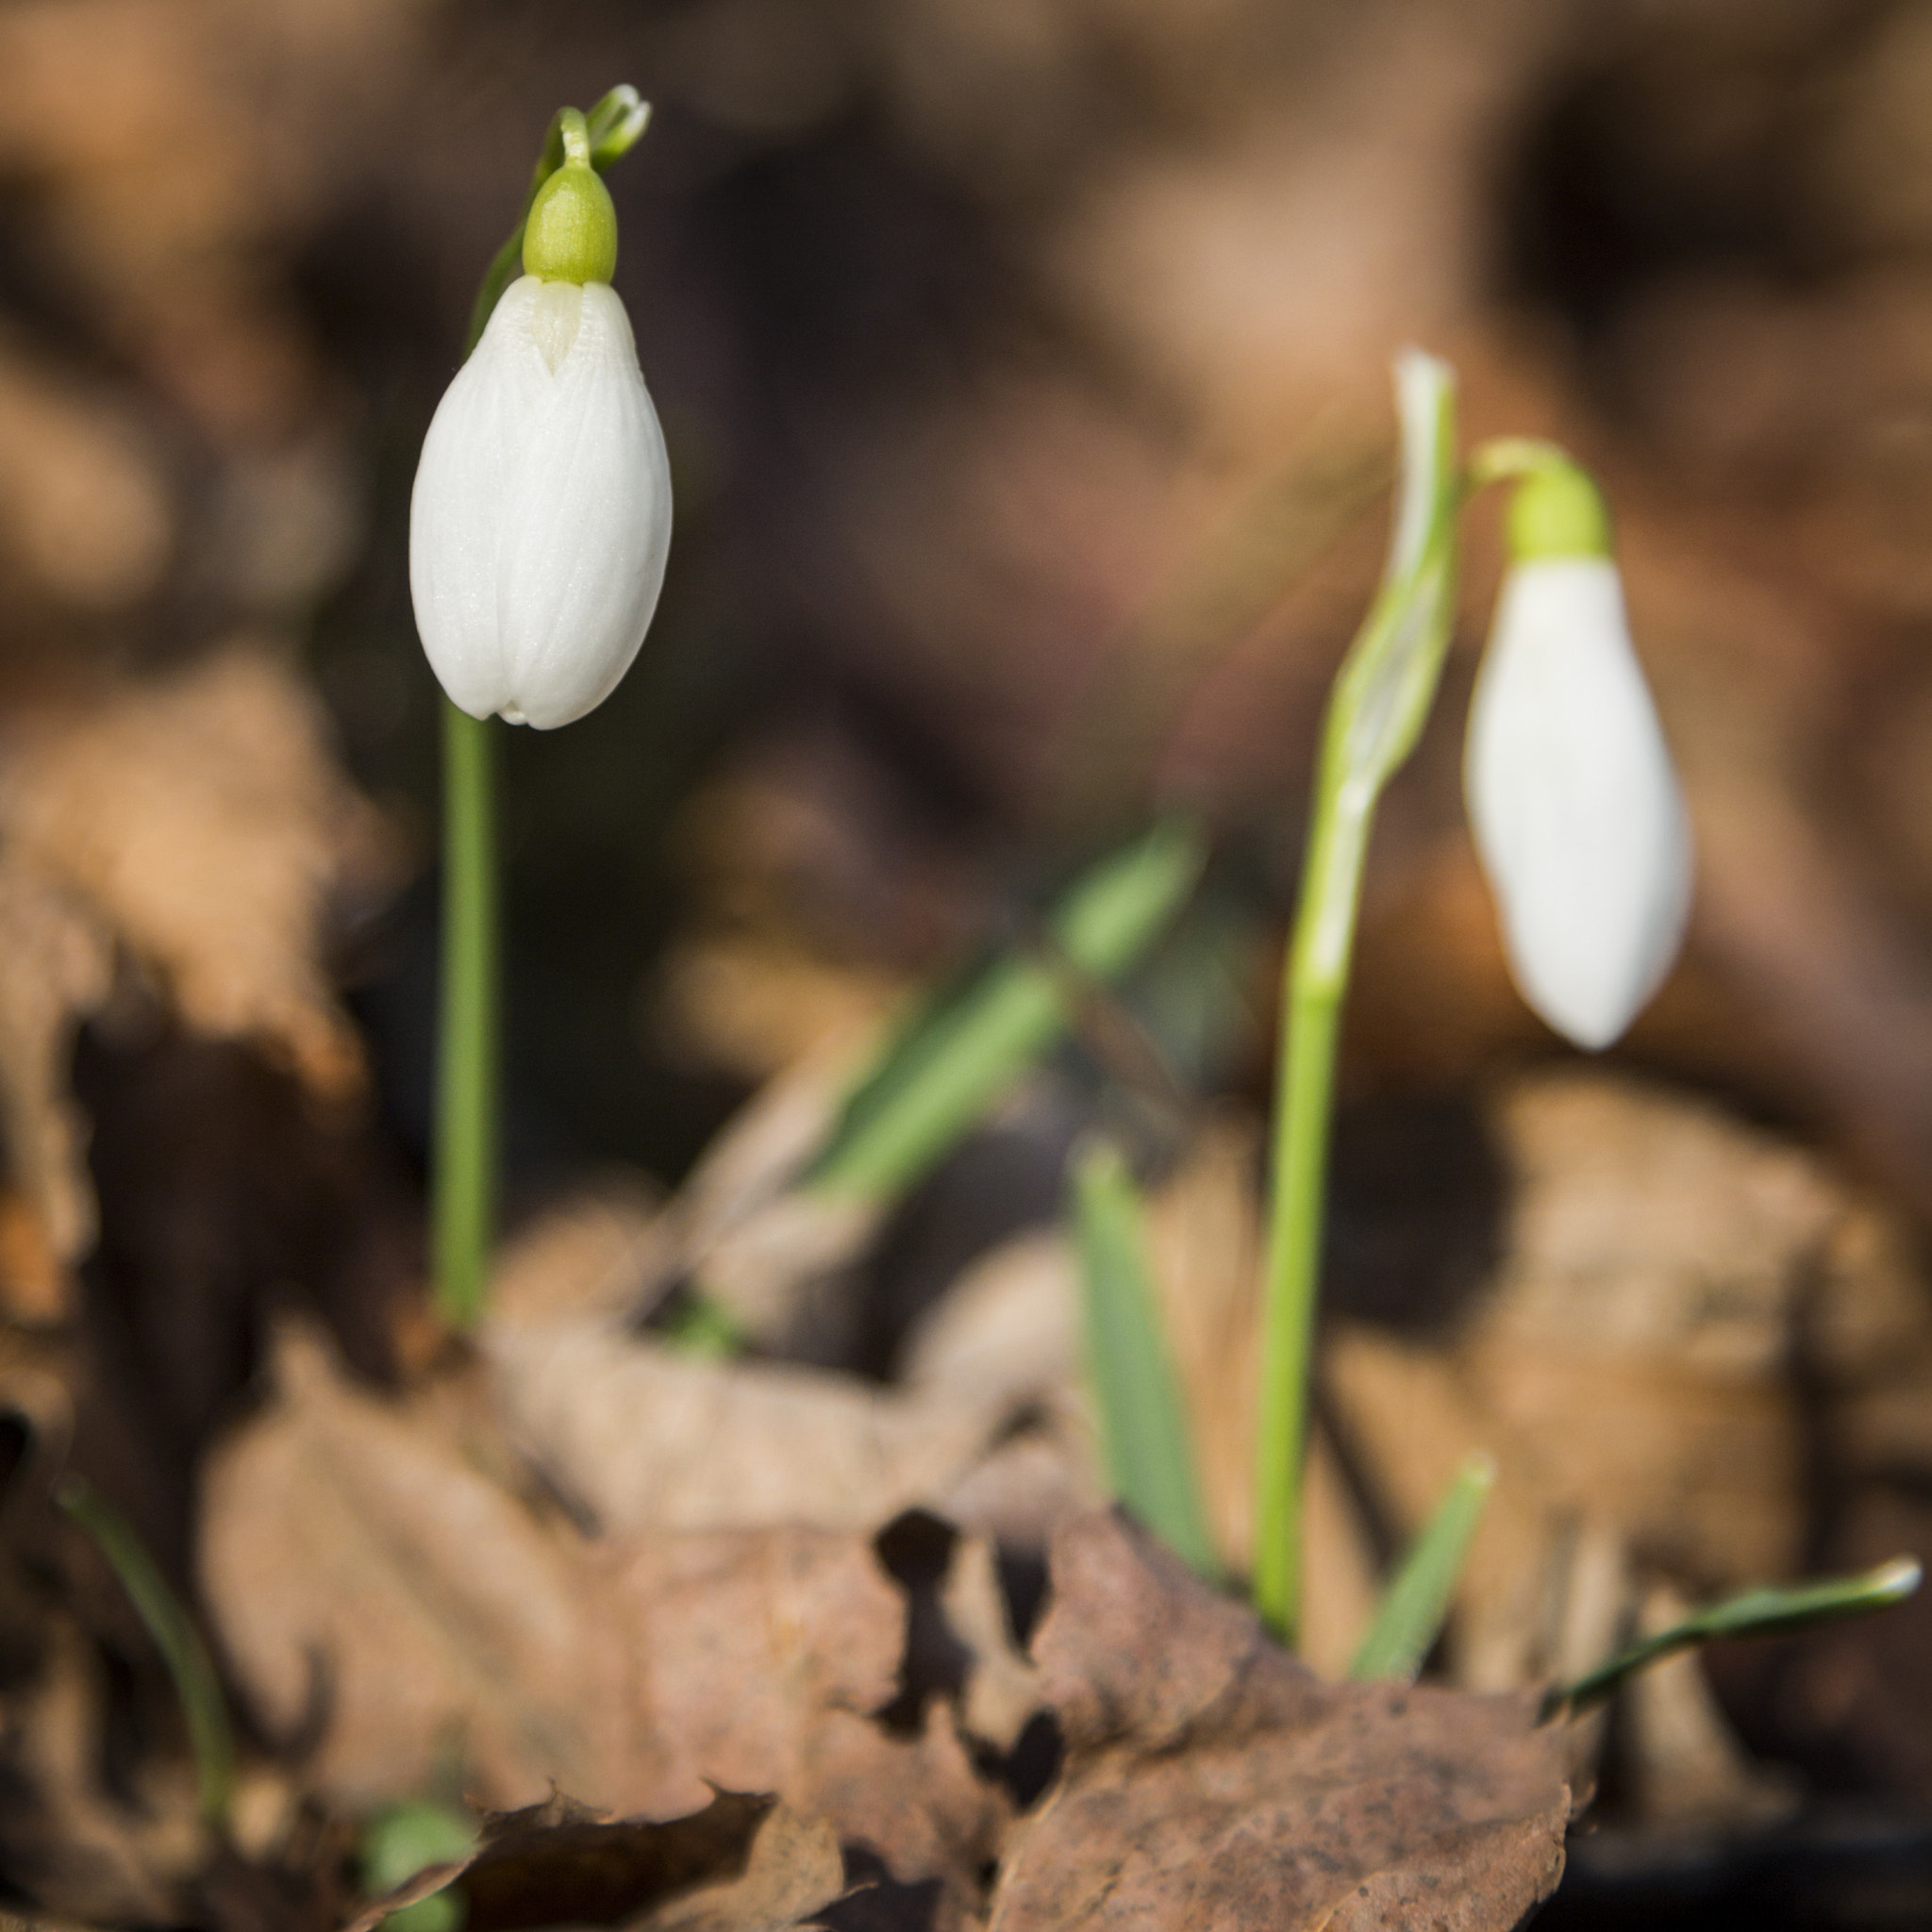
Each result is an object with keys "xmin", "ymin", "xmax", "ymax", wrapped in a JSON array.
[
  {"xmin": 0, "ymin": 635, "xmax": 1918, "ymax": 1932},
  {"xmin": 194, "ymin": 1284, "xmax": 1575, "ymax": 1932}
]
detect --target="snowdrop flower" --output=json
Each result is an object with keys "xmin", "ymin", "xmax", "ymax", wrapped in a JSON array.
[
  {"xmin": 410, "ymin": 125, "xmax": 672, "ymax": 729},
  {"xmin": 1463, "ymin": 460, "xmax": 1691, "ymax": 1049}
]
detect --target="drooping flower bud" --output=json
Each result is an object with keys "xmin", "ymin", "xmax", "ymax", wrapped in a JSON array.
[
  {"xmin": 409, "ymin": 119, "xmax": 671, "ymax": 730},
  {"xmin": 1463, "ymin": 460, "xmax": 1691, "ymax": 1049}
]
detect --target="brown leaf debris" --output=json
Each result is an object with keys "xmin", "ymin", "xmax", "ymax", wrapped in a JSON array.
[{"xmin": 989, "ymin": 1511, "xmax": 1570, "ymax": 1932}]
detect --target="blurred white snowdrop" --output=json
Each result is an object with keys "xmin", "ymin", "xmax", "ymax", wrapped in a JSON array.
[
  {"xmin": 409, "ymin": 120, "xmax": 672, "ymax": 729},
  {"xmin": 1463, "ymin": 459, "xmax": 1691, "ymax": 1049}
]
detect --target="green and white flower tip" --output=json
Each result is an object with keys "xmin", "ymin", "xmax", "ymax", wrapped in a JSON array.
[
  {"xmin": 409, "ymin": 108, "xmax": 672, "ymax": 729},
  {"xmin": 1463, "ymin": 458, "xmax": 1692, "ymax": 1050}
]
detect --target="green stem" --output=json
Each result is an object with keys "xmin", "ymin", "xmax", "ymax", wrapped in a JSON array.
[
  {"xmin": 1250, "ymin": 352, "xmax": 1460, "ymax": 1646},
  {"xmin": 434, "ymin": 88, "xmax": 651, "ymax": 1327},
  {"xmin": 1250, "ymin": 800, "xmax": 1364, "ymax": 1640},
  {"xmin": 434, "ymin": 699, "xmax": 498, "ymax": 1327}
]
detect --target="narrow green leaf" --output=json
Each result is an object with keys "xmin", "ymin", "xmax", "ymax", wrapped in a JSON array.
[
  {"xmin": 1546, "ymin": 1556, "xmax": 1923, "ymax": 1721},
  {"xmin": 58, "ymin": 1474, "xmax": 236, "ymax": 1832},
  {"xmin": 1349, "ymin": 1452, "xmax": 1495, "ymax": 1682},
  {"xmin": 808, "ymin": 819, "xmax": 1207, "ymax": 1203},
  {"xmin": 1071, "ymin": 1141, "xmax": 1219, "ymax": 1580}
]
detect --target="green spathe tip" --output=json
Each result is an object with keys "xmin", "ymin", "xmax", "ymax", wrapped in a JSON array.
[
  {"xmin": 522, "ymin": 111, "xmax": 618, "ymax": 286},
  {"xmin": 1506, "ymin": 459, "xmax": 1612, "ymax": 563}
]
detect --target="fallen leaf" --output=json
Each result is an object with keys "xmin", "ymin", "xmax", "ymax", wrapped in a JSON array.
[
  {"xmin": 487, "ymin": 1182, "xmax": 674, "ymax": 1331},
  {"xmin": 988, "ymin": 1512, "xmax": 1570, "ymax": 1932},
  {"xmin": 202, "ymin": 1327, "xmax": 1012, "ymax": 1917},
  {"xmin": 1323, "ymin": 1068, "xmax": 1901, "ymax": 1695},
  {"xmin": 646, "ymin": 1801, "xmax": 844, "ymax": 1932},
  {"xmin": 200, "ymin": 1321, "xmax": 638, "ymax": 1812},
  {"xmin": 0, "ymin": 645, "xmax": 395, "ymax": 1103},
  {"xmin": 489, "ymin": 1313, "xmax": 1008, "ymax": 1538},
  {"xmin": 894, "ymin": 1141, "xmax": 1377, "ymax": 1673},
  {"xmin": 349, "ymin": 1790, "xmax": 845, "ymax": 1932},
  {"xmin": 657, "ymin": 1040, "xmax": 884, "ymax": 1351}
]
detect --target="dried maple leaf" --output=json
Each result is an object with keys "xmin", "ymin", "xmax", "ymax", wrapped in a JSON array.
[{"xmin": 988, "ymin": 1512, "xmax": 1571, "ymax": 1932}]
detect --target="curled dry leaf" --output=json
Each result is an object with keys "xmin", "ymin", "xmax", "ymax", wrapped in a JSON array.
[
  {"xmin": 0, "ymin": 645, "xmax": 395, "ymax": 1104},
  {"xmin": 347, "ymin": 1790, "xmax": 844, "ymax": 1932},
  {"xmin": 989, "ymin": 1512, "xmax": 1571, "ymax": 1932},
  {"xmin": 201, "ymin": 1325, "xmax": 1011, "ymax": 1917}
]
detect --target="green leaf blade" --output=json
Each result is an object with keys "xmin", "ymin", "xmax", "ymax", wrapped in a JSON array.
[
  {"xmin": 1349, "ymin": 1451, "xmax": 1494, "ymax": 1682},
  {"xmin": 1072, "ymin": 1141, "xmax": 1219, "ymax": 1581},
  {"xmin": 808, "ymin": 819, "xmax": 1206, "ymax": 1203},
  {"xmin": 1550, "ymin": 1556, "xmax": 1922, "ymax": 1720}
]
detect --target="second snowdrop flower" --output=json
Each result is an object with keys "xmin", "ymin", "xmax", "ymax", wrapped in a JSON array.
[
  {"xmin": 409, "ymin": 114, "xmax": 672, "ymax": 730},
  {"xmin": 1463, "ymin": 460, "xmax": 1691, "ymax": 1050}
]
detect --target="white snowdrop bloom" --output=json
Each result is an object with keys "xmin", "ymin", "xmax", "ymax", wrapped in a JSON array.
[
  {"xmin": 1464, "ymin": 467, "xmax": 1691, "ymax": 1050},
  {"xmin": 410, "ymin": 146, "xmax": 671, "ymax": 729}
]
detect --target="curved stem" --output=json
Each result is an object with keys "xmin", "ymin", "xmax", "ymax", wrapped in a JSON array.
[{"xmin": 1251, "ymin": 353, "xmax": 1459, "ymax": 1646}]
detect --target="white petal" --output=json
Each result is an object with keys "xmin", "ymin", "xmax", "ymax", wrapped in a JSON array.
[
  {"xmin": 408, "ymin": 275, "xmax": 673, "ymax": 729},
  {"xmin": 1464, "ymin": 558, "xmax": 1692, "ymax": 1049}
]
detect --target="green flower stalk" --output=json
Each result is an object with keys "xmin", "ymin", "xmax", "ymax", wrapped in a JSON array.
[
  {"xmin": 1251, "ymin": 351, "xmax": 1459, "ymax": 1643},
  {"xmin": 417, "ymin": 92, "xmax": 661, "ymax": 1326}
]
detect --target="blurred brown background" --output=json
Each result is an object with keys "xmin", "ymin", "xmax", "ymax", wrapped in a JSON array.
[
  {"xmin": 8, "ymin": 0, "xmax": 1932, "ymax": 1197},
  {"xmin": 4, "ymin": 0, "xmax": 1932, "ymax": 1921}
]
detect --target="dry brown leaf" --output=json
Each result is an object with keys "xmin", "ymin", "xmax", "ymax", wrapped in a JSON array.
[
  {"xmin": 0, "ymin": 646, "xmax": 393, "ymax": 1103},
  {"xmin": 653, "ymin": 932, "xmax": 904, "ymax": 1083},
  {"xmin": 941, "ymin": 1532, "xmax": 1041, "ymax": 1755},
  {"xmin": 348, "ymin": 1790, "xmax": 844, "ymax": 1932},
  {"xmin": 988, "ymin": 1512, "xmax": 1571, "ymax": 1932},
  {"xmin": 658, "ymin": 1040, "xmax": 884, "ymax": 1348},
  {"xmin": 900, "ymin": 1231, "xmax": 1079, "ymax": 1406},
  {"xmin": 1141, "ymin": 1115, "xmax": 1263, "ymax": 1572},
  {"xmin": 488, "ymin": 1181, "xmax": 674, "ymax": 1330},
  {"xmin": 0, "ymin": 860, "xmax": 111, "ymax": 1312},
  {"xmin": 896, "ymin": 1137, "xmax": 1378, "ymax": 1671},
  {"xmin": 0, "ymin": 1615, "xmax": 195, "ymax": 1924},
  {"xmin": 644, "ymin": 1802, "xmax": 843, "ymax": 1932},
  {"xmin": 1617, "ymin": 1583, "xmax": 1798, "ymax": 1831},
  {"xmin": 490, "ymin": 1313, "xmax": 1009, "ymax": 1538},
  {"xmin": 201, "ymin": 1320, "xmax": 639, "ymax": 1811},
  {"xmin": 202, "ymin": 1326, "xmax": 1012, "ymax": 1914},
  {"xmin": 1318, "ymin": 1068, "xmax": 1932, "ymax": 1707}
]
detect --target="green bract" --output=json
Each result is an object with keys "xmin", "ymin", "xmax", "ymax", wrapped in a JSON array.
[{"xmin": 1506, "ymin": 458, "xmax": 1612, "ymax": 562}]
